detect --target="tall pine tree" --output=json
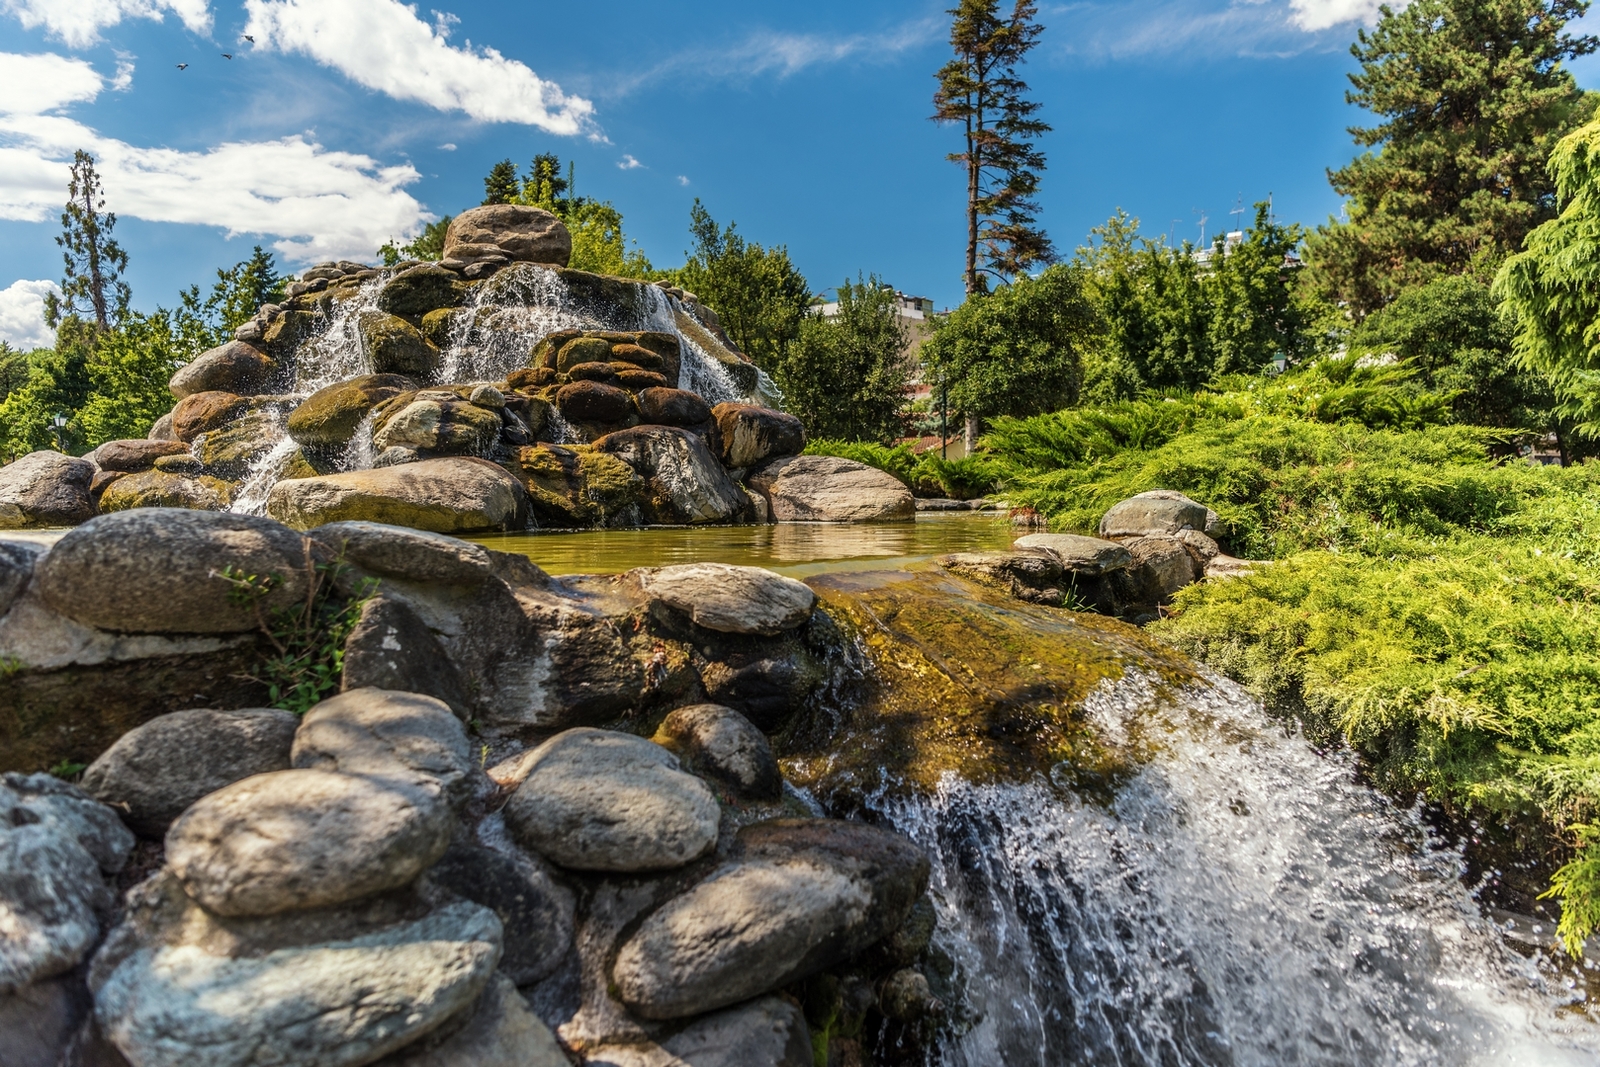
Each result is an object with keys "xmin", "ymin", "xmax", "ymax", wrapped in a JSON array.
[
  {"xmin": 43, "ymin": 150, "xmax": 129, "ymax": 334},
  {"xmin": 933, "ymin": 0, "xmax": 1054, "ymax": 295},
  {"xmin": 1308, "ymin": 0, "xmax": 1597, "ymax": 315},
  {"xmin": 482, "ymin": 159, "xmax": 520, "ymax": 205}
]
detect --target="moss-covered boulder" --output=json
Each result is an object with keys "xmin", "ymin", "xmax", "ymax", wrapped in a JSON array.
[
  {"xmin": 98, "ymin": 470, "xmax": 233, "ymax": 512},
  {"xmin": 373, "ymin": 398, "xmax": 503, "ymax": 455},
  {"xmin": 531, "ymin": 329, "xmax": 582, "ymax": 369},
  {"xmin": 171, "ymin": 391, "xmax": 249, "ymax": 443},
  {"xmin": 616, "ymin": 367, "xmax": 669, "ymax": 392},
  {"xmin": 358, "ymin": 311, "xmax": 438, "ymax": 377},
  {"xmin": 556, "ymin": 380, "xmax": 635, "ymax": 426},
  {"xmin": 287, "ymin": 374, "xmax": 415, "ymax": 448},
  {"xmin": 376, "ymin": 264, "xmax": 466, "ymax": 318},
  {"xmin": 503, "ymin": 443, "xmax": 643, "ymax": 528},
  {"xmin": 637, "ymin": 388, "xmax": 712, "ymax": 428},
  {"xmin": 194, "ymin": 411, "xmax": 276, "ymax": 479},
  {"xmin": 420, "ymin": 308, "xmax": 459, "ymax": 348},
  {"xmin": 555, "ymin": 336, "xmax": 614, "ymax": 373},
  {"xmin": 261, "ymin": 310, "xmax": 319, "ymax": 363}
]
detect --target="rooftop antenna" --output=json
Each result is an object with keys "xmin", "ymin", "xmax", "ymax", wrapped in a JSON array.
[
  {"xmin": 1195, "ymin": 208, "xmax": 1209, "ymax": 248},
  {"xmin": 1228, "ymin": 194, "xmax": 1245, "ymax": 236},
  {"xmin": 1169, "ymin": 219, "xmax": 1182, "ymax": 246}
]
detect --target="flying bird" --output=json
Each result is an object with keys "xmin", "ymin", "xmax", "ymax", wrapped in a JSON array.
[
  {"xmin": 176, "ymin": 63, "xmax": 188, "ymax": 70},
  {"xmin": 242, "ymin": 35, "xmax": 254, "ymax": 42},
  {"xmin": 221, "ymin": 53, "xmax": 233, "ymax": 59}
]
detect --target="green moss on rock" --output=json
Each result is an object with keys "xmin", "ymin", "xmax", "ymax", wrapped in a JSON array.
[
  {"xmin": 287, "ymin": 374, "xmax": 415, "ymax": 447},
  {"xmin": 99, "ymin": 469, "xmax": 234, "ymax": 512},
  {"xmin": 358, "ymin": 311, "xmax": 438, "ymax": 377}
]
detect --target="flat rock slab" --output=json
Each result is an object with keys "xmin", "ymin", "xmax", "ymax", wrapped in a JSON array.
[
  {"xmin": 638, "ymin": 562, "xmax": 814, "ymax": 635},
  {"xmin": 292, "ymin": 688, "xmax": 474, "ymax": 805},
  {"xmin": 501, "ymin": 729, "xmax": 719, "ymax": 873},
  {"xmin": 1099, "ymin": 490, "xmax": 1214, "ymax": 539},
  {"xmin": 308, "ymin": 520, "xmax": 494, "ymax": 586},
  {"xmin": 267, "ymin": 458, "xmax": 525, "ymax": 533},
  {"xmin": 93, "ymin": 901, "xmax": 501, "ymax": 1067},
  {"xmin": 586, "ymin": 996, "xmax": 812, "ymax": 1067},
  {"xmin": 81, "ymin": 708, "xmax": 298, "ymax": 838},
  {"xmin": 165, "ymin": 769, "xmax": 451, "ymax": 917},
  {"xmin": 0, "ymin": 773, "xmax": 133, "ymax": 993},
  {"xmin": 36, "ymin": 509, "xmax": 311, "ymax": 634},
  {"xmin": 653, "ymin": 704, "xmax": 781, "ymax": 801},
  {"xmin": 750, "ymin": 455, "xmax": 914, "ymax": 523},
  {"xmin": 1012, "ymin": 533, "xmax": 1133, "ymax": 575}
]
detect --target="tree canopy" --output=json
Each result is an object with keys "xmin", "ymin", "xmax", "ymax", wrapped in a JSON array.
[
  {"xmin": 778, "ymin": 277, "xmax": 912, "ymax": 442},
  {"xmin": 44, "ymin": 150, "xmax": 128, "ymax": 334}
]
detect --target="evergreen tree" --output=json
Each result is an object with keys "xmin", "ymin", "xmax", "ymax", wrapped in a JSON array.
[
  {"xmin": 379, "ymin": 218, "xmax": 452, "ymax": 265},
  {"xmin": 778, "ymin": 277, "xmax": 913, "ymax": 443},
  {"xmin": 1308, "ymin": 0, "xmax": 1597, "ymax": 314},
  {"xmin": 43, "ymin": 150, "xmax": 129, "ymax": 333},
  {"xmin": 932, "ymin": 0, "xmax": 1054, "ymax": 295},
  {"xmin": 483, "ymin": 158, "xmax": 520, "ymax": 205},
  {"xmin": 511, "ymin": 158, "xmax": 653, "ymax": 278},
  {"xmin": 206, "ymin": 246, "xmax": 287, "ymax": 335},
  {"xmin": 525, "ymin": 153, "xmax": 569, "ymax": 205}
]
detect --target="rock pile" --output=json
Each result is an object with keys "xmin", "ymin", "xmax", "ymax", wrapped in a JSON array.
[{"xmin": 0, "ymin": 511, "xmax": 938, "ymax": 1067}]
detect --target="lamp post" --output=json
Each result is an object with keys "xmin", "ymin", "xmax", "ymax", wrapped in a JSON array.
[{"xmin": 50, "ymin": 413, "xmax": 67, "ymax": 453}]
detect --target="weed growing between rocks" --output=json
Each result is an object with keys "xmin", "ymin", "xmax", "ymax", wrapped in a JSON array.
[{"xmin": 219, "ymin": 550, "xmax": 377, "ymax": 714}]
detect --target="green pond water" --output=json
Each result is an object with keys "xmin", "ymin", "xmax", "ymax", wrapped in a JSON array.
[{"xmin": 468, "ymin": 511, "xmax": 1019, "ymax": 577}]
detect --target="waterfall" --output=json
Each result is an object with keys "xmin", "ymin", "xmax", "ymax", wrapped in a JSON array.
[
  {"xmin": 676, "ymin": 332, "xmax": 744, "ymax": 404},
  {"xmin": 544, "ymin": 409, "xmax": 580, "ymax": 445},
  {"xmin": 228, "ymin": 405, "xmax": 298, "ymax": 516},
  {"xmin": 868, "ymin": 671, "xmax": 1599, "ymax": 1067},
  {"xmin": 293, "ymin": 276, "xmax": 389, "ymax": 393}
]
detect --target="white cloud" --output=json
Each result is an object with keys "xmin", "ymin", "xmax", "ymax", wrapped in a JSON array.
[
  {"xmin": 1289, "ymin": 0, "xmax": 1399, "ymax": 31},
  {"xmin": 0, "ymin": 279, "xmax": 58, "ymax": 351},
  {"xmin": 677, "ymin": 175, "xmax": 689, "ymax": 186},
  {"xmin": 0, "ymin": 51, "xmax": 431, "ymax": 264},
  {"xmin": 243, "ymin": 0, "xmax": 595, "ymax": 134},
  {"xmin": 438, "ymin": 142, "xmax": 456, "ymax": 151},
  {"xmin": 617, "ymin": 154, "xmax": 642, "ymax": 170},
  {"xmin": 1, "ymin": 0, "xmax": 212, "ymax": 49}
]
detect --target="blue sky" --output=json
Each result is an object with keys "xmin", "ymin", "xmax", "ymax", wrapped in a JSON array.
[{"xmin": 2, "ymin": 0, "xmax": 1597, "ymax": 350}]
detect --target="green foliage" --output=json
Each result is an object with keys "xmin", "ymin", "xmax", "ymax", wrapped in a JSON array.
[
  {"xmin": 219, "ymin": 559, "xmax": 377, "ymax": 715},
  {"xmin": 1307, "ymin": 0, "xmax": 1598, "ymax": 313},
  {"xmin": 921, "ymin": 262, "xmax": 1096, "ymax": 427},
  {"xmin": 379, "ymin": 218, "xmax": 452, "ymax": 266},
  {"xmin": 76, "ymin": 299, "xmax": 214, "ymax": 446},
  {"xmin": 483, "ymin": 158, "xmax": 519, "ymax": 205},
  {"xmin": 671, "ymin": 200, "xmax": 811, "ymax": 371},
  {"xmin": 44, "ymin": 150, "xmax": 129, "ymax": 333},
  {"xmin": 779, "ymin": 277, "xmax": 912, "ymax": 443},
  {"xmin": 805, "ymin": 438, "xmax": 1002, "ymax": 499},
  {"xmin": 489, "ymin": 155, "xmax": 655, "ymax": 278},
  {"xmin": 48, "ymin": 759, "xmax": 86, "ymax": 780},
  {"xmin": 205, "ymin": 246, "xmax": 287, "ymax": 333}
]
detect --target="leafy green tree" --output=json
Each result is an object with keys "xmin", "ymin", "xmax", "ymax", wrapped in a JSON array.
[
  {"xmin": 379, "ymin": 218, "xmax": 452, "ymax": 266},
  {"xmin": 921, "ymin": 262, "xmax": 1097, "ymax": 444},
  {"xmin": 43, "ymin": 150, "xmax": 129, "ymax": 333},
  {"xmin": 524, "ymin": 153, "xmax": 569, "ymax": 204},
  {"xmin": 0, "ymin": 343, "xmax": 29, "ymax": 403},
  {"xmin": 932, "ymin": 0, "xmax": 1053, "ymax": 294},
  {"xmin": 1307, "ymin": 0, "xmax": 1597, "ymax": 314},
  {"xmin": 205, "ymin": 246, "xmax": 287, "ymax": 336},
  {"xmin": 483, "ymin": 159, "xmax": 520, "ymax": 205},
  {"xmin": 778, "ymin": 276, "xmax": 912, "ymax": 442},
  {"xmin": 672, "ymin": 200, "xmax": 811, "ymax": 373},
  {"xmin": 76, "ymin": 301, "xmax": 213, "ymax": 445}
]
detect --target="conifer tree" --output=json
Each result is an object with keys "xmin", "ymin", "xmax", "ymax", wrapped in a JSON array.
[
  {"xmin": 932, "ymin": 0, "xmax": 1054, "ymax": 295},
  {"xmin": 482, "ymin": 158, "xmax": 520, "ymax": 205},
  {"xmin": 43, "ymin": 150, "xmax": 129, "ymax": 333}
]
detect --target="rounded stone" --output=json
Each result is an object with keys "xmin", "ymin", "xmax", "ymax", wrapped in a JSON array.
[
  {"xmin": 379, "ymin": 973, "xmax": 568, "ymax": 1067},
  {"xmin": 711, "ymin": 404, "xmax": 806, "ymax": 469},
  {"xmin": 359, "ymin": 311, "xmax": 438, "ymax": 377},
  {"xmin": 286, "ymin": 374, "xmax": 414, "ymax": 448},
  {"xmin": 36, "ymin": 509, "xmax": 311, "ymax": 634},
  {"xmin": 1099, "ymin": 489, "xmax": 1211, "ymax": 539},
  {"xmin": 0, "ymin": 452, "xmax": 95, "ymax": 529},
  {"xmin": 500, "ymin": 728, "xmax": 719, "ymax": 873},
  {"xmin": 653, "ymin": 704, "xmax": 782, "ymax": 801},
  {"xmin": 307, "ymin": 520, "xmax": 493, "ymax": 585},
  {"xmin": 555, "ymin": 380, "xmax": 633, "ymax": 424},
  {"xmin": 593, "ymin": 426, "xmax": 746, "ymax": 525},
  {"xmin": 168, "ymin": 341, "xmax": 277, "ymax": 400},
  {"xmin": 266, "ymin": 458, "xmax": 525, "ymax": 533},
  {"xmin": 1011, "ymin": 532, "xmax": 1134, "ymax": 575},
  {"xmin": 443, "ymin": 205, "xmax": 571, "ymax": 267},
  {"xmin": 749, "ymin": 455, "xmax": 913, "ymax": 523},
  {"xmin": 171, "ymin": 391, "xmax": 248, "ymax": 443},
  {"xmin": 80, "ymin": 708, "xmax": 299, "ymax": 838},
  {"xmin": 96, "ymin": 470, "xmax": 233, "ymax": 513},
  {"xmin": 638, "ymin": 562, "xmax": 815, "ymax": 635},
  {"xmin": 85, "ymin": 439, "xmax": 191, "ymax": 473},
  {"xmin": 165, "ymin": 768, "xmax": 452, "ymax": 916},
  {"xmin": 292, "ymin": 688, "xmax": 474, "ymax": 804},
  {"xmin": 554, "ymin": 337, "xmax": 613, "ymax": 373},
  {"xmin": 636, "ymin": 387, "xmax": 711, "ymax": 427}
]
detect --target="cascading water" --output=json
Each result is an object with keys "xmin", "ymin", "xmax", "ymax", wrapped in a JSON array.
[
  {"xmin": 228, "ymin": 404, "xmax": 299, "ymax": 516},
  {"xmin": 293, "ymin": 275, "xmax": 390, "ymax": 392}
]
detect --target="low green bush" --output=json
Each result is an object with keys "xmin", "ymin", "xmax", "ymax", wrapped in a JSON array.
[{"xmin": 804, "ymin": 440, "xmax": 1003, "ymax": 500}]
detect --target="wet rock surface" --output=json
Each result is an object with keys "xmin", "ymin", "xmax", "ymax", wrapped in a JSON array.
[{"xmin": 750, "ymin": 455, "xmax": 914, "ymax": 523}]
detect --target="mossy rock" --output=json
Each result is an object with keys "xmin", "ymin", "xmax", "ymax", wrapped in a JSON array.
[
  {"xmin": 376, "ymin": 264, "xmax": 465, "ymax": 318},
  {"xmin": 420, "ymin": 308, "xmax": 460, "ymax": 348},
  {"xmin": 287, "ymin": 374, "xmax": 415, "ymax": 447},
  {"xmin": 506, "ymin": 367, "xmax": 557, "ymax": 391},
  {"xmin": 567, "ymin": 362, "xmax": 620, "ymax": 385},
  {"xmin": 194, "ymin": 411, "xmax": 276, "ymax": 479},
  {"xmin": 533, "ymin": 329, "xmax": 583, "ymax": 369},
  {"xmin": 261, "ymin": 310, "xmax": 320, "ymax": 363},
  {"xmin": 358, "ymin": 311, "xmax": 438, "ymax": 377},
  {"xmin": 556, "ymin": 337, "xmax": 615, "ymax": 373},
  {"xmin": 372, "ymin": 398, "xmax": 503, "ymax": 455},
  {"xmin": 282, "ymin": 448, "xmax": 334, "ymax": 480},
  {"xmin": 99, "ymin": 470, "xmax": 233, "ymax": 512},
  {"xmin": 506, "ymin": 443, "xmax": 642, "ymax": 527},
  {"xmin": 608, "ymin": 344, "xmax": 666, "ymax": 373},
  {"xmin": 503, "ymin": 394, "xmax": 551, "ymax": 439}
]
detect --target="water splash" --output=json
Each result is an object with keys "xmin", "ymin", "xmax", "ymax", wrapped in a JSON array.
[
  {"xmin": 228, "ymin": 406, "xmax": 299, "ymax": 516},
  {"xmin": 293, "ymin": 276, "xmax": 389, "ymax": 392},
  {"xmin": 868, "ymin": 670, "xmax": 1600, "ymax": 1067},
  {"xmin": 544, "ymin": 409, "xmax": 581, "ymax": 445},
  {"xmin": 677, "ymin": 333, "xmax": 744, "ymax": 404},
  {"xmin": 338, "ymin": 411, "xmax": 376, "ymax": 472}
]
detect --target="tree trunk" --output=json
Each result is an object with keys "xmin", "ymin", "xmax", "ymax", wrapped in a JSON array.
[
  {"xmin": 964, "ymin": 414, "xmax": 980, "ymax": 454},
  {"xmin": 966, "ymin": 107, "xmax": 980, "ymax": 295}
]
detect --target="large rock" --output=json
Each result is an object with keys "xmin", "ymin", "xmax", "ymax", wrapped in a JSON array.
[
  {"xmin": 359, "ymin": 311, "xmax": 438, "ymax": 377},
  {"xmin": 586, "ymin": 997, "xmax": 812, "ymax": 1067},
  {"xmin": 0, "ymin": 773, "xmax": 133, "ymax": 994},
  {"xmin": 638, "ymin": 562, "xmax": 815, "ymax": 635},
  {"xmin": 91, "ymin": 892, "xmax": 501, "ymax": 1067},
  {"xmin": 80, "ymin": 708, "xmax": 298, "ymax": 838},
  {"xmin": 443, "ymin": 205, "xmax": 571, "ymax": 267},
  {"xmin": 0, "ymin": 539, "xmax": 38, "ymax": 619},
  {"xmin": 0, "ymin": 452, "xmax": 96, "ymax": 529},
  {"xmin": 0, "ymin": 972, "xmax": 93, "ymax": 1067},
  {"xmin": 170, "ymin": 391, "xmax": 249, "ymax": 443},
  {"xmin": 266, "ymin": 458, "xmax": 525, "ymax": 533},
  {"xmin": 375, "ymin": 264, "xmax": 466, "ymax": 318},
  {"xmin": 501, "ymin": 443, "xmax": 643, "ymax": 528},
  {"xmin": 594, "ymin": 426, "xmax": 746, "ymax": 525},
  {"xmin": 1011, "ymin": 532, "xmax": 1133, "ymax": 575},
  {"xmin": 286, "ymin": 374, "xmax": 414, "ymax": 448},
  {"xmin": 165, "ymin": 769, "xmax": 452, "ymax": 916},
  {"xmin": 653, "ymin": 704, "xmax": 782, "ymax": 801},
  {"xmin": 555, "ymin": 380, "xmax": 634, "ymax": 425},
  {"xmin": 37, "ymin": 509, "xmax": 310, "ymax": 634},
  {"xmin": 338, "ymin": 596, "xmax": 470, "ymax": 713},
  {"xmin": 500, "ymin": 728, "xmax": 719, "ymax": 873},
  {"xmin": 711, "ymin": 404, "xmax": 805, "ymax": 469},
  {"xmin": 309, "ymin": 520, "xmax": 495, "ymax": 585},
  {"xmin": 292, "ymin": 688, "xmax": 475, "ymax": 804},
  {"xmin": 636, "ymin": 386, "xmax": 711, "ymax": 427},
  {"xmin": 378, "ymin": 974, "xmax": 567, "ymax": 1067},
  {"xmin": 85, "ymin": 439, "xmax": 191, "ymax": 473},
  {"xmin": 168, "ymin": 341, "xmax": 277, "ymax": 399},
  {"xmin": 373, "ymin": 398, "xmax": 502, "ymax": 455},
  {"xmin": 1099, "ymin": 489, "xmax": 1213, "ymax": 539},
  {"xmin": 941, "ymin": 550, "xmax": 1069, "ymax": 606},
  {"xmin": 611, "ymin": 819, "xmax": 928, "ymax": 1019},
  {"xmin": 750, "ymin": 455, "xmax": 914, "ymax": 523},
  {"xmin": 191, "ymin": 411, "xmax": 276, "ymax": 479},
  {"xmin": 96, "ymin": 470, "xmax": 233, "ymax": 513},
  {"xmin": 425, "ymin": 844, "xmax": 574, "ymax": 986},
  {"xmin": 1122, "ymin": 535, "xmax": 1200, "ymax": 605}
]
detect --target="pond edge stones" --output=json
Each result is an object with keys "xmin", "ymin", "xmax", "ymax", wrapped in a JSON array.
[{"xmin": 636, "ymin": 562, "xmax": 816, "ymax": 636}]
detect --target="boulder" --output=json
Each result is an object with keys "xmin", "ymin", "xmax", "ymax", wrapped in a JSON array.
[
  {"xmin": 165, "ymin": 769, "xmax": 452, "ymax": 916},
  {"xmin": 638, "ymin": 562, "xmax": 815, "ymax": 635},
  {"xmin": 940, "ymin": 550, "xmax": 1068, "ymax": 606},
  {"xmin": 502, "ymin": 443, "xmax": 644, "ymax": 528},
  {"xmin": 555, "ymin": 380, "xmax": 634, "ymax": 425},
  {"xmin": 653, "ymin": 704, "xmax": 782, "ymax": 801},
  {"xmin": 0, "ymin": 539, "xmax": 38, "ymax": 619},
  {"xmin": 1011, "ymin": 532, "xmax": 1133, "ymax": 575},
  {"xmin": 286, "ymin": 374, "xmax": 414, "ymax": 448},
  {"xmin": 96, "ymin": 470, "xmax": 232, "ymax": 513},
  {"xmin": 377, "ymin": 974, "xmax": 568, "ymax": 1067},
  {"xmin": 0, "ymin": 972, "xmax": 93, "ymax": 1067},
  {"xmin": 636, "ymin": 387, "xmax": 711, "ymax": 427},
  {"xmin": 192, "ymin": 411, "xmax": 276, "ymax": 479},
  {"xmin": 170, "ymin": 391, "xmax": 248, "ymax": 443},
  {"xmin": 359, "ymin": 311, "xmax": 438, "ymax": 377},
  {"xmin": 85, "ymin": 439, "xmax": 190, "ymax": 473},
  {"xmin": 310, "ymin": 520, "xmax": 494, "ymax": 585},
  {"xmin": 36, "ymin": 509, "xmax": 310, "ymax": 634},
  {"xmin": 292, "ymin": 688, "xmax": 475, "ymax": 804},
  {"xmin": 0, "ymin": 773, "xmax": 133, "ymax": 993},
  {"xmin": 711, "ymin": 404, "xmax": 805, "ymax": 469},
  {"xmin": 92, "ymin": 894, "xmax": 501, "ymax": 1067},
  {"xmin": 443, "ymin": 205, "xmax": 572, "ymax": 267},
  {"xmin": 749, "ymin": 455, "xmax": 914, "ymax": 523},
  {"xmin": 373, "ymin": 398, "xmax": 502, "ymax": 455},
  {"xmin": 554, "ymin": 336, "xmax": 614, "ymax": 373},
  {"xmin": 338, "ymin": 596, "xmax": 470, "ymax": 713},
  {"xmin": 425, "ymin": 844, "xmax": 574, "ymax": 986},
  {"xmin": 609, "ymin": 341, "xmax": 670, "ymax": 374},
  {"xmin": 698, "ymin": 654, "xmax": 814, "ymax": 730},
  {"xmin": 80, "ymin": 708, "xmax": 298, "ymax": 838},
  {"xmin": 611, "ymin": 819, "xmax": 929, "ymax": 1019},
  {"xmin": 376, "ymin": 264, "xmax": 467, "ymax": 318},
  {"xmin": 616, "ymin": 367, "xmax": 669, "ymax": 392},
  {"xmin": 586, "ymin": 997, "xmax": 812, "ymax": 1067},
  {"xmin": 266, "ymin": 458, "xmax": 526, "ymax": 533},
  {"xmin": 500, "ymin": 728, "xmax": 719, "ymax": 873},
  {"xmin": 1098, "ymin": 489, "xmax": 1212, "ymax": 539},
  {"xmin": 146, "ymin": 412, "xmax": 176, "ymax": 441},
  {"xmin": 260, "ymin": 309, "xmax": 318, "ymax": 363},
  {"xmin": 168, "ymin": 341, "xmax": 277, "ymax": 399},
  {"xmin": 0, "ymin": 452, "xmax": 95, "ymax": 529},
  {"xmin": 1175, "ymin": 528, "xmax": 1221, "ymax": 565},
  {"xmin": 594, "ymin": 426, "xmax": 746, "ymax": 525},
  {"xmin": 152, "ymin": 453, "xmax": 205, "ymax": 475},
  {"xmin": 1123, "ymin": 535, "xmax": 1200, "ymax": 604}
]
